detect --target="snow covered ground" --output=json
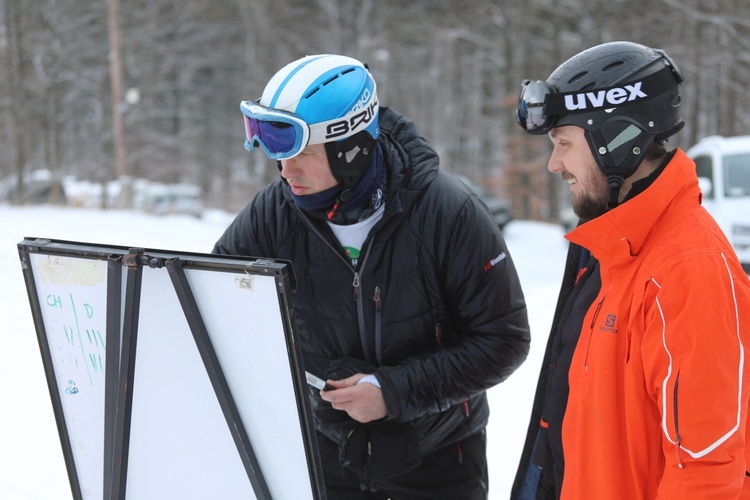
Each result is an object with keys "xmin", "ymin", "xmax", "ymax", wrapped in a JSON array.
[{"xmin": 0, "ymin": 205, "xmax": 567, "ymax": 499}]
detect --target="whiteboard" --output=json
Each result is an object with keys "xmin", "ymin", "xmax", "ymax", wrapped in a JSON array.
[
  {"xmin": 18, "ymin": 239, "xmax": 324, "ymax": 500},
  {"xmin": 27, "ymin": 252, "xmax": 110, "ymax": 499},
  {"xmin": 185, "ymin": 268, "xmax": 313, "ymax": 498}
]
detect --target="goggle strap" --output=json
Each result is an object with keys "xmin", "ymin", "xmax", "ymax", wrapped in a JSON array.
[
  {"xmin": 308, "ymin": 90, "xmax": 379, "ymax": 144},
  {"xmin": 544, "ymin": 66, "xmax": 677, "ymax": 116}
]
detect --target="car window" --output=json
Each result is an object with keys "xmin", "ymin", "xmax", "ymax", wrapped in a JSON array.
[
  {"xmin": 694, "ymin": 155, "xmax": 714, "ymax": 199},
  {"xmin": 723, "ymin": 153, "xmax": 750, "ymax": 198}
]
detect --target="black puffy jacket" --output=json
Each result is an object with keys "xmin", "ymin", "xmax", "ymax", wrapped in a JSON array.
[{"xmin": 213, "ymin": 106, "xmax": 530, "ymax": 458}]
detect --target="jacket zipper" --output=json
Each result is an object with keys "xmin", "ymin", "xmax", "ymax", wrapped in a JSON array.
[
  {"xmin": 299, "ymin": 210, "xmax": 380, "ymax": 365},
  {"xmin": 301, "ymin": 211, "xmax": 355, "ymax": 269},
  {"xmin": 674, "ymin": 371, "xmax": 683, "ymax": 468},
  {"xmin": 355, "ymin": 243, "xmax": 375, "ymax": 363},
  {"xmin": 583, "ymin": 296, "xmax": 605, "ymax": 371},
  {"xmin": 374, "ymin": 286, "xmax": 383, "ymax": 365}
]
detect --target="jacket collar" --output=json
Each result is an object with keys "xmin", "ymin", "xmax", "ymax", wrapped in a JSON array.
[
  {"xmin": 378, "ymin": 106, "xmax": 439, "ymax": 216},
  {"xmin": 566, "ymin": 148, "xmax": 701, "ymax": 271}
]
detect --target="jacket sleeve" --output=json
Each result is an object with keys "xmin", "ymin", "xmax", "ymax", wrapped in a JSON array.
[
  {"xmin": 642, "ymin": 254, "xmax": 750, "ymax": 498},
  {"xmin": 377, "ymin": 185, "xmax": 531, "ymax": 422}
]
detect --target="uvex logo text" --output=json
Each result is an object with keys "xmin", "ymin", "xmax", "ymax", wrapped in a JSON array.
[{"xmin": 564, "ymin": 82, "xmax": 647, "ymax": 111}]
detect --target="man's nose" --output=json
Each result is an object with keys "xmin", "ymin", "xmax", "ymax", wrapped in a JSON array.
[
  {"xmin": 280, "ymin": 158, "xmax": 300, "ymax": 178},
  {"xmin": 547, "ymin": 149, "xmax": 564, "ymax": 173}
]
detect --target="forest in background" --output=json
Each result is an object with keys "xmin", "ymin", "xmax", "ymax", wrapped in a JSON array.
[{"xmin": 2, "ymin": 0, "xmax": 749, "ymax": 220}]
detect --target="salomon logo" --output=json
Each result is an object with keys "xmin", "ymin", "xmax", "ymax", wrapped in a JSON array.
[
  {"xmin": 599, "ymin": 314, "xmax": 619, "ymax": 334},
  {"xmin": 564, "ymin": 82, "xmax": 647, "ymax": 111}
]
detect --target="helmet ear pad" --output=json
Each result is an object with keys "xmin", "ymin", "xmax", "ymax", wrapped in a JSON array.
[
  {"xmin": 584, "ymin": 118, "xmax": 654, "ymax": 180},
  {"xmin": 324, "ymin": 131, "xmax": 377, "ymax": 189}
]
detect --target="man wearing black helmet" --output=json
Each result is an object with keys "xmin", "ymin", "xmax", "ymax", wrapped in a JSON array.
[
  {"xmin": 213, "ymin": 54, "xmax": 531, "ymax": 499},
  {"xmin": 512, "ymin": 41, "xmax": 750, "ymax": 499}
]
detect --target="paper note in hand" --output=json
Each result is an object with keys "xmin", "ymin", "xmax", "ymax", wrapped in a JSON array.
[{"xmin": 305, "ymin": 371, "xmax": 334, "ymax": 391}]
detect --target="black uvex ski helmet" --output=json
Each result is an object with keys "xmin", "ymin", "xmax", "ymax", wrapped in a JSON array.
[{"xmin": 516, "ymin": 41, "xmax": 685, "ymax": 195}]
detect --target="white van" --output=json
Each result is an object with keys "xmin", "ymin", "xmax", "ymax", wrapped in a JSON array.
[{"xmin": 686, "ymin": 135, "xmax": 750, "ymax": 273}]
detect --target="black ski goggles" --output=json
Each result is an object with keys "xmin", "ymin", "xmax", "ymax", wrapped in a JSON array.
[
  {"xmin": 515, "ymin": 80, "xmax": 557, "ymax": 135},
  {"xmin": 515, "ymin": 61, "xmax": 684, "ymax": 136}
]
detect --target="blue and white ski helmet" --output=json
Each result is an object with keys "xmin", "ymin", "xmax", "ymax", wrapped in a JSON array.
[{"xmin": 259, "ymin": 54, "xmax": 379, "ymax": 145}]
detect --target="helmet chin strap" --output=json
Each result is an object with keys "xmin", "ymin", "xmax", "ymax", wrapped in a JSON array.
[{"xmin": 606, "ymin": 175, "xmax": 624, "ymax": 210}]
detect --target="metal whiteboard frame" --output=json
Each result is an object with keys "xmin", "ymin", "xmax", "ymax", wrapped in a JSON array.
[{"xmin": 17, "ymin": 237, "xmax": 326, "ymax": 500}]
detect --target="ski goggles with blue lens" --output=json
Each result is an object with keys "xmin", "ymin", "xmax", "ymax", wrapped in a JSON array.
[
  {"xmin": 240, "ymin": 102, "xmax": 311, "ymax": 160},
  {"xmin": 240, "ymin": 89, "xmax": 379, "ymax": 160}
]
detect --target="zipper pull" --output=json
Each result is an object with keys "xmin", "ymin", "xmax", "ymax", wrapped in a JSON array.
[
  {"xmin": 584, "ymin": 296, "xmax": 606, "ymax": 371},
  {"xmin": 373, "ymin": 286, "xmax": 381, "ymax": 312},
  {"xmin": 352, "ymin": 272, "xmax": 359, "ymax": 301},
  {"xmin": 675, "ymin": 433, "xmax": 683, "ymax": 468},
  {"xmin": 590, "ymin": 297, "xmax": 604, "ymax": 328}
]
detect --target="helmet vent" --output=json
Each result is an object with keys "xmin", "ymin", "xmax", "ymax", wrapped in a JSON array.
[
  {"xmin": 567, "ymin": 71, "xmax": 588, "ymax": 84},
  {"xmin": 322, "ymin": 68, "xmax": 354, "ymax": 87},
  {"xmin": 603, "ymin": 61, "xmax": 624, "ymax": 72},
  {"xmin": 305, "ymin": 72, "xmax": 346, "ymax": 99}
]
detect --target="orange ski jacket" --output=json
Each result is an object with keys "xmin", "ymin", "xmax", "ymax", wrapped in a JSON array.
[{"xmin": 516, "ymin": 149, "xmax": 750, "ymax": 499}]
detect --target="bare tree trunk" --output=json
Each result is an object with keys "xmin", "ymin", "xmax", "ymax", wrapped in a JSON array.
[
  {"xmin": 5, "ymin": 0, "xmax": 26, "ymax": 204},
  {"xmin": 107, "ymin": 0, "xmax": 127, "ymax": 185}
]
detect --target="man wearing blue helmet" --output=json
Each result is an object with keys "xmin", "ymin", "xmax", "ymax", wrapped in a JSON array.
[{"xmin": 214, "ymin": 54, "xmax": 530, "ymax": 498}]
